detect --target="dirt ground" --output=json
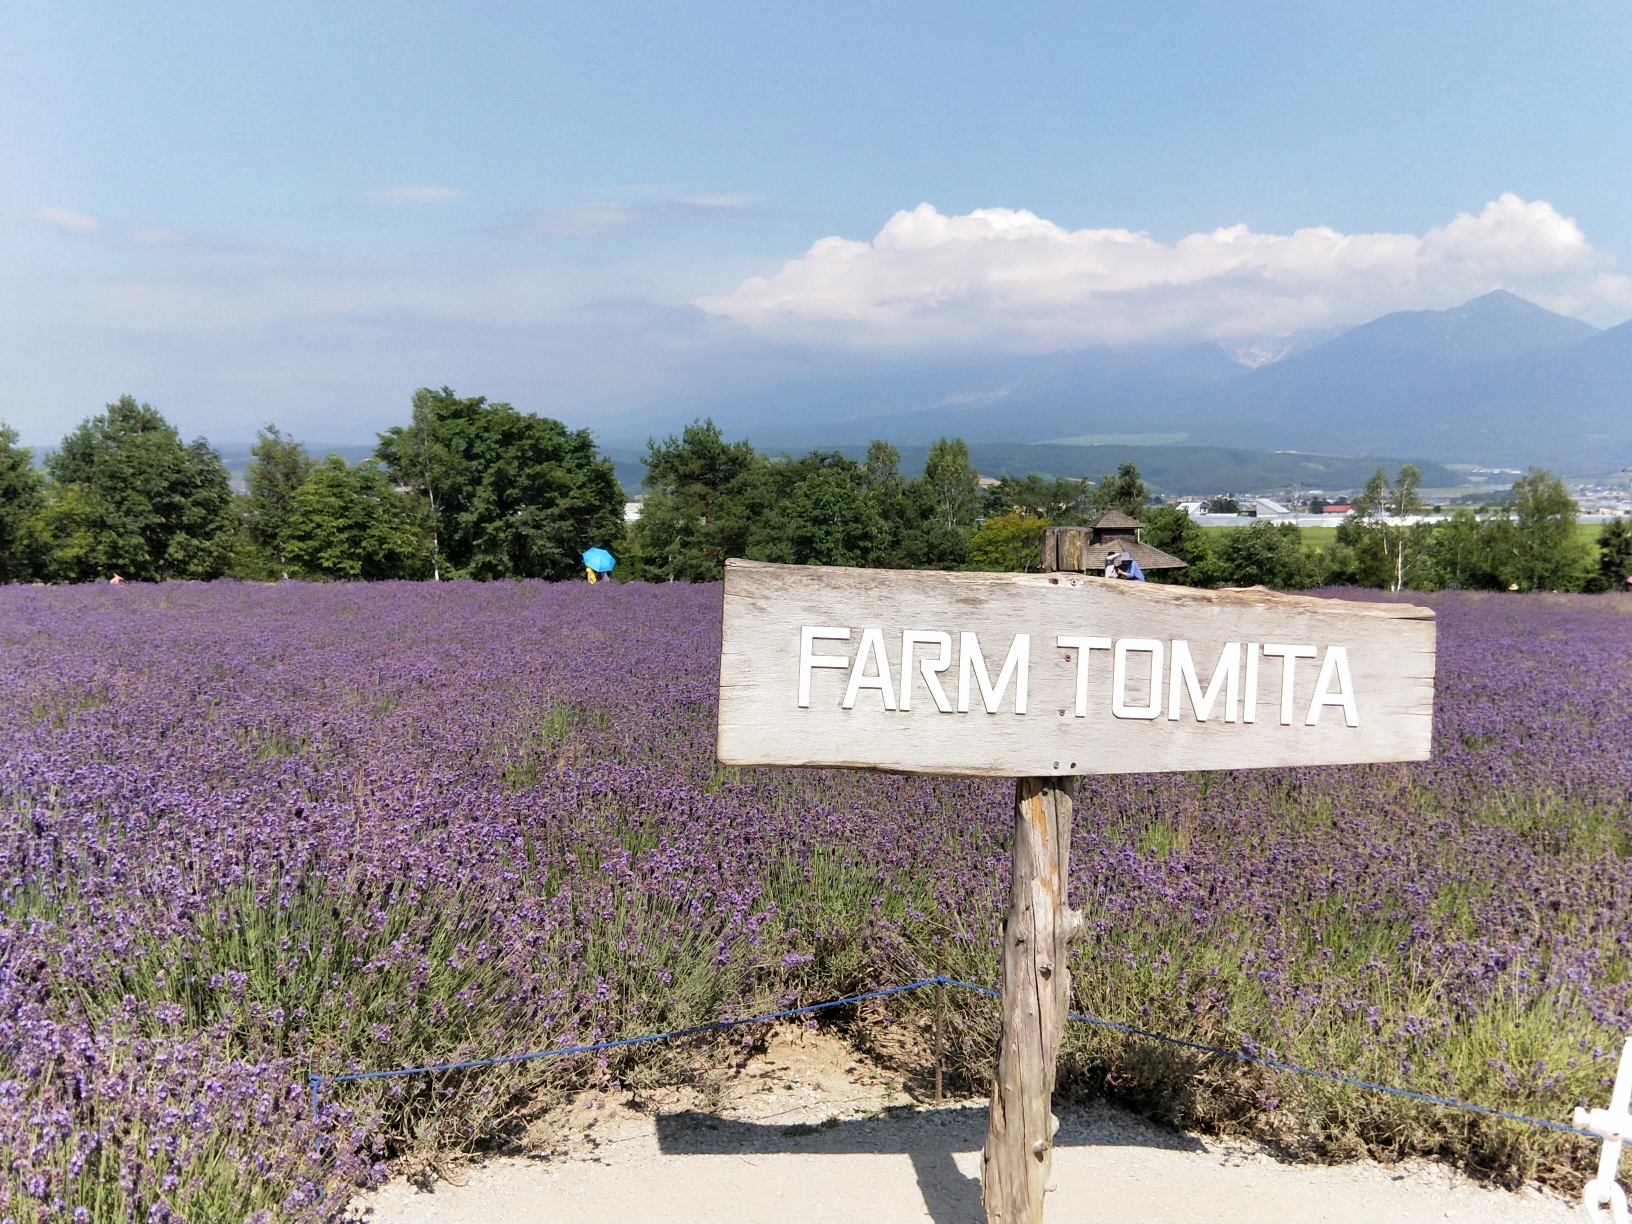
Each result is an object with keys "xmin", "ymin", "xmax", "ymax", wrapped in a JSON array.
[{"xmin": 351, "ymin": 1025, "xmax": 1581, "ymax": 1224}]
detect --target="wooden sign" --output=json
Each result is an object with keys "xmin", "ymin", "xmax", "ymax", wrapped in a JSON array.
[
  {"xmin": 718, "ymin": 559, "xmax": 1436, "ymax": 777},
  {"xmin": 716, "ymin": 555, "xmax": 1437, "ymax": 1224}
]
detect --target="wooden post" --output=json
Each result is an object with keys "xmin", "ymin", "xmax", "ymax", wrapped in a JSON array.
[{"xmin": 981, "ymin": 536, "xmax": 1088, "ymax": 1224}]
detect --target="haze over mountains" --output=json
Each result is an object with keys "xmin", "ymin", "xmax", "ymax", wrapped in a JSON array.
[{"xmin": 624, "ymin": 292, "xmax": 1630, "ymax": 475}]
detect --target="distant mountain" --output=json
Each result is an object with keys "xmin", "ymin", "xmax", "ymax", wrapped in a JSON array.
[
  {"xmin": 1178, "ymin": 292, "xmax": 1624, "ymax": 469},
  {"xmin": 1275, "ymin": 290, "xmax": 1596, "ymax": 375},
  {"xmin": 670, "ymin": 341, "xmax": 1250, "ymax": 451},
  {"xmin": 612, "ymin": 291, "xmax": 1629, "ymax": 475}
]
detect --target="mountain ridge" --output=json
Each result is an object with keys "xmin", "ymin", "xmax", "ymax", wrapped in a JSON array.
[{"xmin": 622, "ymin": 291, "xmax": 1629, "ymax": 473}]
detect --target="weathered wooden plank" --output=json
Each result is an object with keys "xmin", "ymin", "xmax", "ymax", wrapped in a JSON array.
[
  {"xmin": 717, "ymin": 559, "xmax": 1435, "ymax": 778},
  {"xmin": 982, "ymin": 778, "xmax": 1082, "ymax": 1224}
]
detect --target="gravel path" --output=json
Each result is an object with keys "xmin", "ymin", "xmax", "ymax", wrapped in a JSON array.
[{"xmin": 353, "ymin": 1027, "xmax": 1580, "ymax": 1224}]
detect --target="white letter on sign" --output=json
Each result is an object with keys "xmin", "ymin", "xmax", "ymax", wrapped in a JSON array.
[
  {"xmin": 842, "ymin": 627, "xmax": 897, "ymax": 710},
  {"xmin": 900, "ymin": 630, "xmax": 953, "ymax": 713},
  {"xmin": 1305, "ymin": 645, "xmax": 1359, "ymax": 727},
  {"xmin": 1262, "ymin": 643, "xmax": 1317, "ymax": 725},
  {"xmin": 1112, "ymin": 639, "xmax": 1165, "ymax": 720},
  {"xmin": 798, "ymin": 626, "xmax": 851, "ymax": 707},
  {"xmin": 1057, "ymin": 636, "xmax": 1112, "ymax": 717},
  {"xmin": 1168, "ymin": 641, "xmax": 1240, "ymax": 723},
  {"xmin": 958, "ymin": 633, "xmax": 1030, "ymax": 714}
]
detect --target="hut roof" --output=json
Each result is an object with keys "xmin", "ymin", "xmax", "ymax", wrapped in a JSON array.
[
  {"xmin": 1097, "ymin": 539, "xmax": 1188, "ymax": 571},
  {"xmin": 1089, "ymin": 509, "xmax": 1143, "ymax": 531}
]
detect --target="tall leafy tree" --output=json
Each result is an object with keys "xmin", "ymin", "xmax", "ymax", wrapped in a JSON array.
[
  {"xmin": 1339, "ymin": 465, "xmax": 1430, "ymax": 589},
  {"xmin": 860, "ymin": 441, "xmax": 967, "ymax": 570},
  {"xmin": 285, "ymin": 456, "xmax": 427, "ymax": 580},
  {"xmin": 0, "ymin": 425, "xmax": 44, "ymax": 583},
  {"xmin": 1426, "ymin": 509, "xmax": 1508, "ymax": 590},
  {"xmin": 45, "ymin": 396, "xmax": 235, "ymax": 581},
  {"xmin": 1389, "ymin": 463, "xmax": 1425, "ymax": 517},
  {"xmin": 743, "ymin": 452, "xmax": 886, "ymax": 567},
  {"xmin": 1589, "ymin": 518, "xmax": 1632, "ymax": 592},
  {"xmin": 245, "ymin": 425, "xmax": 314, "ymax": 579},
  {"xmin": 1086, "ymin": 461, "xmax": 1150, "ymax": 519},
  {"xmin": 1138, "ymin": 504, "xmax": 1215, "ymax": 585},
  {"xmin": 374, "ymin": 388, "xmax": 462, "ymax": 580},
  {"xmin": 921, "ymin": 437, "xmax": 980, "ymax": 531},
  {"xmin": 377, "ymin": 388, "xmax": 623, "ymax": 581},
  {"xmin": 969, "ymin": 511, "xmax": 1049, "ymax": 571},
  {"xmin": 981, "ymin": 473, "xmax": 1091, "ymax": 524},
  {"xmin": 1212, "ymin": 522, "xmax": 1322, "ymax": 589},
  {"xmin": 1505, "ymin": 468, "xmax": 1587, "ymax": 591},
  {"xmin": 627, "ymin": 418, "xmax": 763, "ymax": 581}
]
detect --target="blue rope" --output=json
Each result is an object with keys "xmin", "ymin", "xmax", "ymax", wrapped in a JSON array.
[
  {"xmin": 306, "ymin": 973, "xmax": 1596, "ymax": 1154},
  {"xmin": 933, "ymin": 976, "xmax": 1595, "ymax": 1138},
  {"xmin": 311, "ymin": 978, "xmax": 938, "ymax": 1088}
]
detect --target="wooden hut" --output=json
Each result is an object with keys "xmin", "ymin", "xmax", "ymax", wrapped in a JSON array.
[{"xmin": 1041, "ymin": 510, "xmax": 1188, "ymax": 575}]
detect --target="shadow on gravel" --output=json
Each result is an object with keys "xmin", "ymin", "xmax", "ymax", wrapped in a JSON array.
[{"xmin": 655, "ymin": 1103, "xmax": 1205, "ymax": 1224}]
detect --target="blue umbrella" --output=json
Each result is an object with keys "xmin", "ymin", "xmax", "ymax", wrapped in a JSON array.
[{"xmin": 581, "ymin": 547, "xmax": 616, "ymax": 573}]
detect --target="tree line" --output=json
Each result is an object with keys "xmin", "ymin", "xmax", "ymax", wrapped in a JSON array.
[
  {"xmin": 0, "ymin": 390, "xmax": 623, "ymax": 583},
  {"xmin": 1131, "ymin": 464, "xmax": 1631, "ymax": 594},
  {"xmin": 628, "ymin": 423, "xmax": 1631, "ymax": 594},
  {"xmin": 0, "ymin": 394, "xmax": 1627, "ymax": 593}
]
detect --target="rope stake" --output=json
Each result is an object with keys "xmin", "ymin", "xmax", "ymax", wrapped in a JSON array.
[{"xmin": 1574, "ymin": 1036, "xmax": 1632, "ymax": 1224}]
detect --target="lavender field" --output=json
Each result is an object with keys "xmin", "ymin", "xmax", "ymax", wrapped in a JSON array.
[{"xmin": 2, "ymin": 581, "xmax": 1630, "ymax": 1222}]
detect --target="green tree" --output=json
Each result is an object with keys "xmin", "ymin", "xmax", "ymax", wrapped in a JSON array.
[
  {"xmin": 1504, "ymin": 468, "xmax": 1587, "ymax": 591},
  {"xmin": 1212, "ymin": 521, "xmax": 1322, "ymax": 589},
  {"xmin": 1339, "ymin": 465, "xmax": 1429, "ymax": 590},
  {"xmin": 0, "ymin": 424, "xmax": 44, "ymax": 582},
  {"xmin": 45, "ymin": 396, "xmax": 235, "ymax": 581},
  {"xmin": 1389, "ymin": 463, "xmax": 1425, "ymax": 517},
  {"xmin": 32, "ymin": 484, "xmax": 100, "ymax": 583},
  {"xmin": 922, "ymin": 437, "xmax": 980, "ymax": 531},
  {"xmin": 969, "ymin": 511, "xmax": 1048, "ymax": 571},
  {"xmin": 285, "ymin": 456, "xmax": 427, "ymax": 580},
  {"xmin": 862, "ymin": 441, "xmax": 968, "ymax": 569},
  {"xmin": 374, "ymin": 388, "xmax": 463, "ymax": 579},
  {"xmin": 861, "ymin": 440, "xmax": 906, "ymax": 503},
  {"xmin": 377, "ymin": 388, "xmax": 624, "ymax": 581},
  {"xmin": 1588, "ymin": 518, "xmax": 1632, "ymax": 592},
  {"xmin": 1426, "ymin": 509, "xmax": 1508, "ymax": 590},
  {"xmin": 1086, "ymin": 461, "xmax": 1149, "ymax": 519},
  {"xmin": 1138, "ymin": 504, "xmax": 1214, "ymax": 585},
  {"xmin": 627, "ymin": 418, "xmax": 763, "ymax": 581},
  {"xmin": 1349, "ymin": 467, "xmax": 1390, "ymax": 519},
  {"xmin": 744, "ymin": 453, "xmax": 886, "ymax": 566},
  {"xmin": 245, "ymin": 425, "xmax": 314, "ymax": 579},
  {"xmin": 981, "ymin": 474, "xmax": 1090, "ymax": 524}
]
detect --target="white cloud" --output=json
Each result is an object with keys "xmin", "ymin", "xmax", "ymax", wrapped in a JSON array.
[
  {"xmin": 699, "ymin": 194, "xmax": 1632, "ymax": 347},
  {"xmin": 373, "ymin": 185, "xmax": 466, "ymax": 203},
  {"xmin": 31, "ymin": 206, "xmax": 101, "ymax": 234}
]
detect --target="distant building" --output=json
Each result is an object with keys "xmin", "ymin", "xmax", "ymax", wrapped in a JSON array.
[
  {"xmin": 624, "ymin": 499, "xmax": 644, "ymax": 523},
  {"xmin": 1323, "ymin": 504, "xmax": 1352, "ymax": 514}
]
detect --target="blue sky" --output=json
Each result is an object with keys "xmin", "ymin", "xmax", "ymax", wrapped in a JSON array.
[{"xmin": 2, "ymin": 1, "xmax": 1629, "ymax": 448}]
